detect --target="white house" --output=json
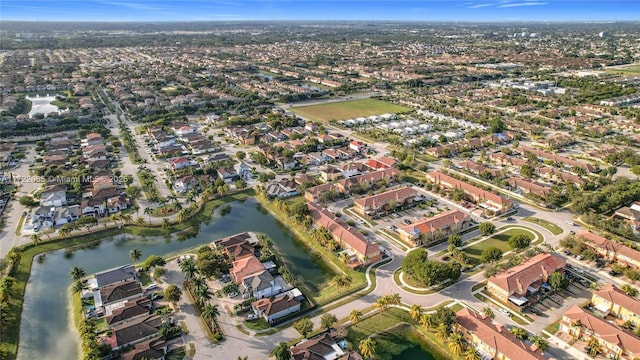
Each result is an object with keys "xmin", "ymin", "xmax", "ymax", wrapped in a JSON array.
[
  {"xmin": 41, "ymin": 185, "xmax": 67, "ymax": 207},
  {"xmin": 241, "ymin": 271, "xmax": 282, "ymax": 299},
  {"xmin": 252, "ymin": 294, "xmax": 301, "ymax": 324}
]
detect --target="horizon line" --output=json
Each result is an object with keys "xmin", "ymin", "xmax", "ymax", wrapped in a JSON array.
[{"xmin": 1, "ymin": 19, "xmax": 638, "ymax": 23}]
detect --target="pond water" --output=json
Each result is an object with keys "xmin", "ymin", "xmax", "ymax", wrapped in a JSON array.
[{"xmin": 17, "ymin": 198, "xmax": 332, "ymax": 360}]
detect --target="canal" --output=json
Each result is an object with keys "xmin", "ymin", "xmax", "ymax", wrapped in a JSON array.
[{"xmin": 17, "ymin": 198, "xmax": 333, "ymax": 360}]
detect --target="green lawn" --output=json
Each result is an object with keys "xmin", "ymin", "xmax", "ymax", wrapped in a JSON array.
[
  {"xmin": 605, "ymin": 65, "xmax": 640, "ymax": 76},
  {"xmin": 290, "ymin": 98, "xmax": 412, "ymax": 123},
  {"xmin": 165, "ymin": 346, "xmax": 186, "ymax": 360},
  {"xmin": 139, "ymin": 271, "xmax": 152, "ymax": 286},
  {"xmin": 522, "ymin": 217, "xmax": 563, "ymax": 235},
  {"xmin": 244, "ymin": 318, "xmax": 270, "ymax": 331},
  {"xmin": 463, "ymin": 227, "xmax": 540, "ymax": 265}
]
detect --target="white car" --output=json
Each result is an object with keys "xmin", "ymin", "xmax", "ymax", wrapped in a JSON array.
[
  {"xmin": 246, "ymin": 314, "xmax": 258, "ymax": 321},
  {"xmin": 499, "ymin": 308, "xmax": 511, "ymax": 317},
  {"xmin": 146, "ymin": 284, "xmax": 159, "ymax": 291},
  {"xmin": 227, "ymin": 292, "xmax": 239, "ymax": 298}
]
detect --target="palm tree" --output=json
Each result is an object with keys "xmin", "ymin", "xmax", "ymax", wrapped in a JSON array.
[
  {"xmin": 132, "ymin": 204, "xmax": 140, "ymax": 217},
  {"xmin": 195, "ymin": 285, "xmax": 213, "ymax": 306},
  {"xmin": 375, "ymin": 296, "xmax": 390, "ymax": 312},
  {"xmin": 70, "ymin": 266, "xmax": 87, "ymax": 282},
  {"xmin": 436, "ymin": 323, "xmax": 451, "ymax": 341},
  {"xmin": 72, "ymin": 280, "xmax": 87, "ymax": 294},
  {"xmin": 481, "ymin": 306, "xmax": 494, "ymax": 319},
  {"xmin": 135, "ymin": 217, "xmax": 145, "ymax": 225},
  {"xmin": 31, "ymin": 233, "xmax": 42, "ymax": 246},
  {"xmin": 144, "ymin": 207, "xmax": 153, "ymax": 224},
  {"xmin": 419, "ymin": 313, "xmax": 431, "ymax": 330},
  {"xmin": 58, "ymin": 226, "xmax": 71, "ymax": 238},
  {"xmin": 179, "ymin": 259, "xmax": 199, "ymax": 281},
  {"xmin": 201, "ymin": 303, "xmax": 220, "ymax": 331},
  {"xmin": 510, "ymin": 327, "xmax": 528, "ymax": 340},
  {"xmin": 409, "ymin": 304, "xmax": 422, "ymax": 321},
  {"xmin": 190, "ymin": 275, "xmax": 206, "ymax": 292},
  {"xmin": 463, "ymin": 347, "xmax": 481, "ymax": 360},
  {"xmin": 387, "ymin": 293, "xmax": 401, "ymax": 306},
  {"xmin": 587, "ymin": 336, "xmax": 602, "ymax": 357},
  {"xmin": 338, "ymin": 252, "xmax": 350, "ymax": 264},
  {"xmin": 161, "ymin": 218, "xmax": 170, "ymax": 230},
  {"xmin": 448, "ymin": 332, "xmax": 465, "ymax": 356},
  {"xmin": 333, "ymin": 274, "xmax": 352, "ymax": 289},
  {"xmin": 531, "ymin": 336, "xmax": 549, "ymax": 352},
  {"xmin": 358, "ymin": 338, "xmax": 377, "ymax": 359},
  {"xmin": 129, "ymin": 248, "xmax": 142, "ymax": 263},
  {"xmin": 349, "ymin": 309, "xmax": 363, "ymax": 325}
]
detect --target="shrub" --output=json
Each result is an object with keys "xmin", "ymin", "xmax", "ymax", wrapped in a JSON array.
[
  {"xmin": 508, "ymin": 234, "xmax": 531, "ymax": 249},
  {"xmin": 479, "ymin": 222, "xmax": 496, "ymax": 236},
  {"xmin": 481, "ymin": 247, "xmax": 503, "ymax": 263}
]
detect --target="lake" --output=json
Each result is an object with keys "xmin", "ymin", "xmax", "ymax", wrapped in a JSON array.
[{"xmin": 17, "ymin": 198, "xmax": 332, "ymax": 360}]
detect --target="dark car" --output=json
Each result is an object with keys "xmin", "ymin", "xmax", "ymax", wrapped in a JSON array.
[
  {"xmin": 609, "ymin": 270, "xmax": 619, "ymax": 276},
  {"xmin": 440, "ymin": 255, "xmax": 450, "ymax": 261}
]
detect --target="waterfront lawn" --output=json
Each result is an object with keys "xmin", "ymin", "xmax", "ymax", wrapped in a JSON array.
[
  {"xmin": 522, "ymin": 217, "xmax": 563, "ymax": 235},
  {"xmin": 291, "ymin": 98, "xmax": 412, "ymax": 123}
]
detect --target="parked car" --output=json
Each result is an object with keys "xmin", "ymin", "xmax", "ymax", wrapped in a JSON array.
[
  {"xmin": 498, "ymin": 308, "xmax": 511, "ymax": 317},
  {"xmin": 246, "ymin": 314, "xmax": 258, "ymax": 321},
  {"xmin": 227, "ymin": 292, "xmax": 239, "ymax": 298},
  {"xmin": 146, "ymin": 284, "xmax": 159, "ymax": 291},
  {"xmin": 440, "ymin": 255, "xmax": 450, "ymax": 261},
  {"xmin": 403, "ymin": 219, "xmax": 413, "ymax": 225},
  {"xmin": 150, "ymin": 292, "xmax": 163, "ymax": 300}
]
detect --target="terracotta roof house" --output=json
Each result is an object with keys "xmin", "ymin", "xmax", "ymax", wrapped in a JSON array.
[
  {"xmin": 307, "ymin": 202, "xmax": 381, "ymax": 267},
  {"xmin": 486, "ymin": 253, "xmax": 566, "ymax": 306},
  {"xmin": 291, "ymin": 332, "xmax": 354, "ymax": 360},
  {"xmin": 506, "ymin": 177, "xmax": 551, "ymax": 198},
  {"xmin": 230, "ymin": 255, "xmax": 266, "ymax": 284},
  {"xmin": 336, "ymin": 168, "xmax": 401, "ymax": 194},
  {"xmin": 591, "ymin": 284, "xmax": 640, "ymax": 327},
  {"xmin": 353, "ymin": 187, "xmax": 419, "ymax": 217},
  {"xmin": 304, "ymin": 183, "xmax": 340, "ymax": 203},
  {"xmin": 579, "ymin": 231, "xmax": 640, "ymax": 269},
  {"xmin": 560, "ymin": 305, "xmax": 640, "ymax": 359},
  {"xmin": 252, "ymin": 294, "xmax": 301, "ymax": 324},
  {"xmin": 426, "ymin": 171, "xmax": 512, "ymax": 214},
  {"xmin": 456, "ymin": 308, "xmax": 545, "ymax": 360},
  {"xmin": 365, "ymin": 156, "xmax": 397, "ymax": 170},
  {"xmin": 397, "ymin": 209, "xmax": 472, "ymax": 246},
  {"xmin": 614, "ymin": 202, "xmax": 640, "ymax": 233}
]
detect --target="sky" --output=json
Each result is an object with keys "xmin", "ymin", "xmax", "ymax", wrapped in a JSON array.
[{"xmin": 1, "ymin": 0, "xmax": 638, "ymax": 22}]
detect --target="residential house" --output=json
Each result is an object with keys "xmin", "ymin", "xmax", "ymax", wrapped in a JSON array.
[
  {"xmin": 320, "ymin": 166, "xmax": 343, "ymax": 182},
  {"xmin": 538, "ymin": 167, "xmax": 586, "ymax": 188},
  {"xmin": 44, "ymin": 154, "xmax": 67, "ymax": 166},
  {"xmin": 81, "ymin": 198, "xmax": 106, "ymax": 217},
  {"xmin": 206, "ymin": 153, "xmax": 231, "ymax": 164},
  {"xmin": 55, "ymin": 205, "xmax": 81, "ymax": 226},
  {"xmin": 174, "ymin": 175, "xmax": 199, "ymax": 194},
  {"xmin": 290, "ymin": 332, "xmax": 359, "ymax": 360},
  {"xmin": 349, "ymin": 140, "xmax": 365, "ymax": 153},
  {"xmin": 81, "ymin": 132, "xmax": 103, "ymax": 147},
  {"xmin": 353, "ymin": 187, "xmax": 419, "ymax": 217},
  {"xmin": 307, "ymin": 202, "xmax": 381, "ymax": 267},
  {"xmin": 97, "ymin": 280, "xmax": 144, "ymax": 308},
  {"xmin": 106, "ymin": 195, "xmax": 128, "ymax": 214},
  {"xmin": 457, "ymin": 160, "xmax": 501, "ymax": 178},
  {"xmin": 560, "ymin": 305, "xmax": 640, "ymax": 359},
  {"xmin": 456, "ymin": 308, "xmax": 545, "ymax": 360},
  {"xmin": 579, "ymin": 231, "xmax": 640, "ymax": 270},
  {"xmin": 110, "ymin": 315, "xmax": 164, "ymax": 351},
  {"xmin": 106, "ymin": 298, "xmax": 153, "ymax": 326},
  {"xmin": 252, "ymin": 294, "xmax": 301, "ymax": 324},
  {"xmin": 336, "ymin": 168, "xmax": 401, "ymax": 194},
  {"xmin": 365, "ymin": 156, "xmax": 397, "ymax": 170},
  {"xmin": 217, "ymin": 167, "xmax": 237, "ymax": 183},
  {"xmin": 94, "ymin": 264, "xmax": 138, "ymax": 289},
  {"xmin": 230, "ymin": 255, "xmax": 266, "ymax": 284},
  {"xmin": 397, "ymin": 210, "xmax": 472, "ymax": 246},
  {"xmin": 518, "ymin": 146, "xmax": 596, "ymax": 173},
  {"xmin": 167, "ymin": 156, "xmax": 194, "ymax": 170},
  {"xmin": 426, "ymin": 171, "xmax": 512, "ymax": 214},
  {"xmin": 121, "ymin": 337, "xmax": 167, "ymax": 360},
  {"xmin": 506, "ymin": 177, "xmax": 551, "ymax": 199},
  {"xmin": 235, "ymin": 162, "xmax": 252, "ymax": 180},
  {"xmin": 591, "ymin": 284, "xmax": 640, "ymax": 327},
  {"xmin": 486, "ymin": 253, "xmax": 566, "ymax": 306},
  {"xmin": 614, "ymin": 202, "xmax": 640, "ymax": 234},
  {"xmin": 304, "ymin": 183, "xmax": 340, "ymax": 203},
  {"xmin": 337, "ymin": 162, "xmax": 366, "ymax": 178},
  {"xmin": 267, "ymin": 179, "xmax": 298, "ymax": 199},
  {"xmin": 40, "ymin": 184, "xmax": 67, "ymax": 207},
  {"xmin": 91, "ymin": 175, "xmax": 113, "ymax": 190},
  {"xmin": 240, "ymin": 270, "xmax": 282, "ymax": 299}
]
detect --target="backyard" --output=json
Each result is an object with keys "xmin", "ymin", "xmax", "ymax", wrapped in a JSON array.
[{"xmin": 290, "ymin": 98, "xmax": 412, "ymax": 123}]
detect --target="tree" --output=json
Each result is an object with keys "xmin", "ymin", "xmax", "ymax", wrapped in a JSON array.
[
  {"xmin": 532, "ymin": 335, "xmax": 549, "ymax": 352},
  {"xmin": 430, "ymin": 307, "xmax": 456, "ymax": 329},
  {"xmin": 129, "ymin": 248, "xmax": 142, "ymax": 263},
  {"xmin": 447, "ymin": 234, "xmax": 462, "ymax": 247},
  {"xmin": 350, "ymin": 309, "xmax": 363, "ymax": 325},
  {"xmin": 235, "ymin": 179, "xmax": 246, "ymax": 189},
  {"xmin": 481, "ymin": 306, "xmax": 494, "ymax": 319},
  {"xmin": 630, "ymin": 165, "xmax": 640, "ymax": 179},
  {"xmin": 508, "ymin": 234, "xmax": 531, "ymax": 249},
  {"xmin": 143, "ymin": 255, "xmax": 166, "ymax": 268},
  {"xmin": 375, "ymin": 296, "xmax": 390, "ymax": 312},
  {"xmin": 19, "ymin": 195, "xmax": 38, "ymax": 207},
  {"xmin": 481, "ymin": 247, "xmax": 503, "ymax": 263},
  {"xmin": 333, "ymin": 274, "xmax": 352, "ymax": 289},
  {"xmin": 520, "ymin": 164, "xmax": 535, "ymax": 179},
  {"xmin": 448, "ymin": 332, "xmax": 465, "ymax": 356},
  {"xmin": 195, "ymin": 285, "xmax": 213, "ymax": 306},
  {"xmin": 202, "ymin": 304, "xmax": 220, "ymax": 331},
  {"xmin": 293, "ymin": 317, "xmax": 314, "ymax": 338},
  {"xmin": 164, "ymin": 284, "xmax": 182, "ymax": 307},
  {"xmin": 479, "ymin": 222, "xmax": 496, "ymax": 236},
  {"xmin": 236, "ymin": 151, "xmax": 246, "ymax": 161},
  {"xmin": 410, "ymin": 304, "xmax": 422, "ymax": 321},
  {"xmin": 30, "ymin": 233, "xmax": 41, "ymax": 246},
  {"xmin": 70, "ymin": 266, "xmax": 87, "ymax": 282},
  {"xmin": 622, "ymin": 284, "xmax": 639, "ymax": 297},
  {"xmin": 320, "ymin": 313, "xmax": 337, "ymax": 330},
  {"xmin": 274, "ymin": 342, "xmax": 291, "ymax": 360},
  {"xmin": 419, "ymin": 313, "xmax": 431, "ymax": 330},
  {"xmin": 179, "ymin": 258, "xmax": 199, "ymax": 281},
  {"xmin": 463, "ymin": 347, "xmax": 481, "ymax": 360},
  {"xmin": 144, "ymin": 207, "xmax": 153, "ymax": 224},
  {"xmin": 510, "ymin": 327, "xmax": 528, "ymax": 340},
  {"xmin": 436, "ymin": 323, "xmax": 451, "ymax": 341},
  {"xmin": 548, "ymin": 272, "xmax": 569, "ymax": 292},
  {"xmin": 358, "ymin": 338, "xmax": 377, "ymax": 359}
]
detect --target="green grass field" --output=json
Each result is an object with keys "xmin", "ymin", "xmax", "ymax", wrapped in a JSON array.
[
  {"xmin": 290, "ymin": 98, "xmax": 412, "ymax": 123},
  {"xmin": 522, "ymin": 217, "xmax": 563, "ymax": 236},
  {"xmin": 605, "ymin": 64, "xmax": 640, "ymax": 76},
  {"xmin": 463, "ymin": 228, "xmax": 537, "ymax": 265}
]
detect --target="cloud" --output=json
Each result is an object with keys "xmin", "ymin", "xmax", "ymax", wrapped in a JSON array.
[
  {"xmin": 497, "ymin": 2, "xmax": 549, "ymax": 7},
  {"xmin": 99, "ymin": 1, "xmax": 164, "ymax": 11},
  {"xmin": 466, "ymin": 3, "xmax": 497, "ymax": 8}
]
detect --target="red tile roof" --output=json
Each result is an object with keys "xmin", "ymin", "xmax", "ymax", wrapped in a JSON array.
[
  {"xmin": 488, "ymin": 253, "xmax": 566, "ymax": 296},
  {"xmin": 399, "ymin": 209, "xmax": 469, "ymax": 237},
  {"xmin": 307, "ymin": 202, "xmax": 380, "ymax": 261},
  {"xmin": 579, "ymin": 231, "xmax": 640, "ymax": 264},
  {"xmin": 353, "ymin": 187, "xmax": 418, "ymax": 210},
  {"xmin": 593, "ymin": 284, "xmax": 640, "ymax": 315},
  {"xmin": 563, "ymin": 305, "xmax": 640, "ymax": 356},
  {"xmin": 426, "ymin": 171, "xmax": 509, "ymax": 208},
  {"xmin": 456, "ymin": 308, "xmax": 545, "ymax": 360},
  {"xmin": 230, "ymin": 255, "xmax": 265, "ymax": 284}
]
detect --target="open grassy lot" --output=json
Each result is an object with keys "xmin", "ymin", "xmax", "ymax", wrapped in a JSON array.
[
  {"xmin": 290, "ymin": 98, "xmax": 412, "ymax": 123},
  {"xmin": 463, "ymin": 227, "xmax": 539, "ymax": 265},
  {"xmin": 522, "ymin": 217, "xmax": 563, "ymax": 235},
  {"xmin": 605, "ymin": 64, "xmax": 640, "ymax": 76}
]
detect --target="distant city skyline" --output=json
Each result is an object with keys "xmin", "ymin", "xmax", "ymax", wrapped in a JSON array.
[{"xmin": 1, "ymin": 0, "xmax": 638, "ymax": 22}]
